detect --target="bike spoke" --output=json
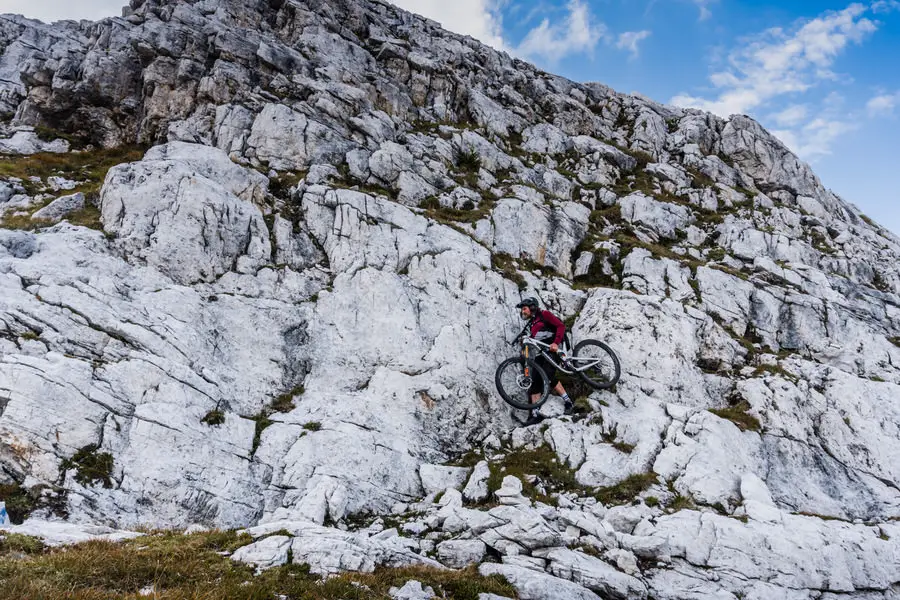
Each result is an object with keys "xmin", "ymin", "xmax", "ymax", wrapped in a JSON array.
[
  {"xmin": 495, "ymin": 357, "xmax": 551, "ymax": 410},
  {"xmin": 575, "ymin": 342, "xmax": 617, "ymax": 385}
]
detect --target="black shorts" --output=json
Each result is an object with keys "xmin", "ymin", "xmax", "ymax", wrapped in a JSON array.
[{"xmin": 529, "ymin": 354, "xmax": 559, "ymax": 393}]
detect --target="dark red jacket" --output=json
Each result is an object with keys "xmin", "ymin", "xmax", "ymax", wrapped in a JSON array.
[{"xmin": 529, "ymin": 310, "xmax": 565, "ymax": 345}]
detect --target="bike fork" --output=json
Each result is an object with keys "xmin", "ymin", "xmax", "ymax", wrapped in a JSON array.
[{"xmin": 523, "ymin": 346, "xmax": 530, "ymax": 377}]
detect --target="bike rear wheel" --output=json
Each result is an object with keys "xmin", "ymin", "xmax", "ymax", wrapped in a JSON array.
[
  {"xmin": 573, "ymin": 339, "xmax": 621, "ymax": 390},
  {"xmin": 495, "ymin": 356, "xmax": 551, "ymax": 410}
]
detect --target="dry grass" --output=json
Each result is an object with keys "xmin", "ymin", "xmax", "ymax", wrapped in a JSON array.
[
  {"xmin": 0, "ymin": 530, "xmax": 517, "ymax": 600},
  {"xmin": 0, "ymin": 146, "xmax": 145, "ymax": 194},
  {"xmin": 1, "ymin": 145, "xmax": 145, "ymax": 230},
  {"xmin": 0, "ymin": 533, "xmax": 45, "ymax": 556}
]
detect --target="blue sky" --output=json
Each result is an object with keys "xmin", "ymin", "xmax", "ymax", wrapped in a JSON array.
[
  {"xmin": 388, "ymin": 0, "xmax": 900, "ymax": 234},
  {"xmin": 8, "ymin": 0, "xmax": 900, "ymax": 234}
]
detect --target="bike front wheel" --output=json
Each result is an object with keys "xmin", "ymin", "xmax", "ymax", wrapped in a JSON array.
[
  {"xmin": 573, "ymin": 339, "xmax": 621, "ymax": 390},
  {"xmin": 495, "ymin": 356, "xmax": 551, "ymax": 410}
]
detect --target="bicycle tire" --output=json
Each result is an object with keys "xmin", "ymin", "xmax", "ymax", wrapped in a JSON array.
[
  {"xmin": 573, "ymin": 339, "xmax": 621, "ymax": 390},
  {"xmin": 495, "ymin": 356, "xmax": 551, "ymax": 410}
]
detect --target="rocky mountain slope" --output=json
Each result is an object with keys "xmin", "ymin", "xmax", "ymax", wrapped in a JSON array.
[{"xmin": 1, "ymin": 0, "xmax": 899, "ymax": 598}]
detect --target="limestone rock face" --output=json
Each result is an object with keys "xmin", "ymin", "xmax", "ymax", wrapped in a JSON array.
[
  {"xmin": 1, "ymin": 0, "xmax": 899, "ymax": 597},
  {"xmin": 100, "ymin": 143, "xmax": 272, "ymax": 284}
]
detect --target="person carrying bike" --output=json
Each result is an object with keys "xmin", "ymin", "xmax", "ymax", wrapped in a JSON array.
[{"xmin": 515, "ymin": 297, "xmax": 574, "ymax": 424}]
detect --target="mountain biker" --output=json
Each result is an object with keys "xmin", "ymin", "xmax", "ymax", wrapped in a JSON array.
[{"xmin": 515, "ymin": 297, "xmax": 574, "ymax": 425}]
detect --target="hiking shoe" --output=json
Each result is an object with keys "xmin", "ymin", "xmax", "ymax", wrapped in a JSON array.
[
  {"xmin": 523, "ymin": 413, "xmax": 544, "ymax": 426},
  {"xmin": 563, "ymin": 400, "xmax": 575, "ymax": 415}
]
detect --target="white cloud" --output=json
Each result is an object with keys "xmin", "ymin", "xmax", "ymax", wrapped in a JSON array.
[
  {"xmin": 773, "ymin": 117, "xmax": 857, "ymax": 159},
  {"xmin": 872, "ymin": 0, "xmax": 900, "ymax": 13},
  {"xmin": 692, "ymin": 0, "xmax": 718, "ymax": 21},
  {"xmin": 771, "ymin": 104, "xmax": 809, "ymax": 126},
  {"xmin": 516, "ymin": 0, "xmax": 607, "ymax": 63},
  {"xmin": 1, "ymin": 0, "xmax": 125, "ymax": 22},
  {"xmin": 392, "ymin": 0, "xmax": 613, "ymax": 63},
  {"xmin": 672, "ymin": 4, "xmax": 889, "ymax": 161},
  {"xmin": 671, "ymin": 3, "xmax": 879, "ymax": 117},
  {"xmin": 616, "ymin": 30, "xmax": 652, "ymax": 58},
  {"xmin": 867, "ymin": 91, "xmax": 900, "ymax": 116},
  {"xmin": 770, "ymin": 93, "xmax": 857, "ymax": 160},
  {"xmin": 389, "ymin": 0, "xmax": 509, "ymax": 51}
]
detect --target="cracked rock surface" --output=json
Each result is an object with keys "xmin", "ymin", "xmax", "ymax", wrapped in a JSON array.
[{"xmin": 1, "ymin": 0, "xmax": 899, "ymax": 597}]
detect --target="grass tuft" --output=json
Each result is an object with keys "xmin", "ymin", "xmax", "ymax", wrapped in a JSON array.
[
  {"xmin": 611, "ymin": 441, "xmax": 635, "ymax": 454},
  {"xmin": 201, "ymin": 410, "xmax": 225, "ymax": 427},
  {"xmin": 0, "ymin": 534, "xmax": 45, "ymax": 556},
  {"xmin": 595, "ymin": 472, "xmax": 658, "ymax": 506},
  {"xmin": 491, "ymin": 252, "xmax": 528, "ymax": 290},
  {"xmin": 484, "ymin": 445, "xmax": 586, "ymax": 505},
  {"xmin": 245, "ymin": 385, "xmax": 306, "ymax": 453},
  {"xmin": 60, "ymin": 444, "xmax": 114, "ymax": 489},
  {"xmin": 709, "ymin": 400, "xmax": 761, "ymax": 432},
  {"xmin": 419, "ymin": 196, "xmax": 496, "ymax": 225},
  {"xmin": 751, "ymin": 363, "xmax": 799, "ymax": 383},
  {"xmin": 271, "ymin": 385, "xmax": 304, "ymax": 414},
  {"xmin": 250, "ymin": 413, "xmax": 274, "ymax": 454},
  {"xmin": 455, "ymin": 147, "xmax": 482, "ymax": 174}
]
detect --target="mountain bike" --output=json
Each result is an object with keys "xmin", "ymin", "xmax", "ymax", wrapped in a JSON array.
[{"xmin": 494, "ymin": 331, "xmax": 621, "ymax": 410}]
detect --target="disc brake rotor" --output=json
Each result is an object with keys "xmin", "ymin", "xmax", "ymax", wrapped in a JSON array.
[{"xmin": 515, "ymin": 373, "xmax": 532, "ymax": 390}]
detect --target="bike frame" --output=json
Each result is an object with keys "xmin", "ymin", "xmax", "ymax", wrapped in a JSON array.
[{"xmin": 520, "ymin": 337, "xmax": 601, "ymax": 375}]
